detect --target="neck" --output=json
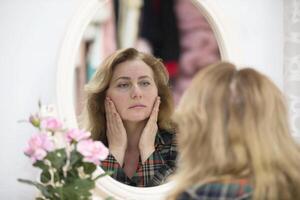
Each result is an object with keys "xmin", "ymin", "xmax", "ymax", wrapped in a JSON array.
[{"xmin": 123, "ymin": 120, "xmax": 146, "ymax": 150}]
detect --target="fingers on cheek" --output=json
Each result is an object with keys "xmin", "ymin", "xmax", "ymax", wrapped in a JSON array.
[
  {"xmin": 110, "ymin": 101, "xmax": 118, "ymax": 115},
  {"xmin": 116, "ymin": 115, "xmax": 122, "ymax": 123},
  {"xmin": 156, "ymin": 98, "xmax": 160, "ymax": 109},
  {"xmin": 107, "ymin": 123, "xmax": 111, "ymax": 132},
  {"xmin": 109, "ymin": 99, "xmax": 115, "ymax": 108},
  {"xmin": 104, "ymin": 101, "xmax": 108, "ymax": 111},
  {"xmin": 112, "ymin": 107, "xmax": 120, "ymax": 118},
  {"xmin": 156, "ymin": 102, "xmax": 160, "ymax": 113}
]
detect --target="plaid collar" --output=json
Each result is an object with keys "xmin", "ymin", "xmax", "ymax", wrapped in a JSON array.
[
  {"xmin": 101, "ymin": 129, "xmax": 177, "ymax": 187},
  {"xmin": 155, "ymin": 129, "xmax": 166, "ymax": 146}
]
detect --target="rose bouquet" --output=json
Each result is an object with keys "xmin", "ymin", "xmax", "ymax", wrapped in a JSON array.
[{"xmin": 18, "ymin": 104, "xmax": 110, "ymax": 200}]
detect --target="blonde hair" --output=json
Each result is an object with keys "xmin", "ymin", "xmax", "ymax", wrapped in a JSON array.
[
  {"xmin": 169, "ymin": 61, "xmax": 300, "ymax": 200},
  {"xmin": 80, "ymin": 48, "xmax": 174, "ymax": 144}
]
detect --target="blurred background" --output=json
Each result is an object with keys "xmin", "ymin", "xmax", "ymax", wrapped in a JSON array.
[{"xmin": 74, "ymin": 0, "xmax": 220, "ymax": 116}]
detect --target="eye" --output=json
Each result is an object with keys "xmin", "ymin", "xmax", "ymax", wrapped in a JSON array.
[
  {"xmin": 139, "ymin": 80, "xmax": 151, "ymax": 87},
  {"xmin": 117, "ymin": 83, "xmax": 130, "ymax": 88}
]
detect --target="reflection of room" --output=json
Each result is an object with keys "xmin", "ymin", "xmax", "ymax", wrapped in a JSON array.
[
  {"xmin": 74, "ymin": 0, "xmax": 221, "ymax": 115},
  {"xmin": 172, "ymin": 0, "xmax": 221, "ymax": 104}
]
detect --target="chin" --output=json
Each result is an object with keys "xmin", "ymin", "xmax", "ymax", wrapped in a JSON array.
[{"xmin": 124, "ymin": 113, "xmax": 150, "ymax": 122}]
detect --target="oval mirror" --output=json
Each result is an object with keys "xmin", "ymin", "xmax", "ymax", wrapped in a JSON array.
[{"xmin": 56, "ymin": 0, "xmax": 238, "ymax": 199}]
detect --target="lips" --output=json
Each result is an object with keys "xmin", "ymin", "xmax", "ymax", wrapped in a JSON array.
[{"xmin": 128, "ymin": 104, "xmax": 146, "ymax": 109}]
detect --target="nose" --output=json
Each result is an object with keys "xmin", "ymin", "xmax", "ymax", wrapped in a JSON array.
[{"xmin": 130, "ymin": 84, "xmax": 142, "ymax": 99}]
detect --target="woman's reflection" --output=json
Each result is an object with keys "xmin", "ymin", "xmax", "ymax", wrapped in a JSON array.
[
  {"xmin": 75, "ymin": 0, "xmax": 221, "ymax": 114},
  {"xmin": 74, "ymin": 0, "xmax": 221, "ymax": 187},
  {"xmin": 80, "ymin": 48, "xmax": 177, "ymax": 187}
]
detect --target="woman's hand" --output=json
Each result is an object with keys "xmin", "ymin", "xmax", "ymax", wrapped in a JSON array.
[
  {"xmin": 139, "ymin": 96, "xmax": 160, "ymax": 162},
  {"xmin": 105, "ymin": 97, "xmax": 127, "ymax": 165}
]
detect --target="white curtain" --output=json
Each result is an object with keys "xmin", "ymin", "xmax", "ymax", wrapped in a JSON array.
[{"xmin": 284, "ymin": 0, "xmax": 300, "ymax": 139}]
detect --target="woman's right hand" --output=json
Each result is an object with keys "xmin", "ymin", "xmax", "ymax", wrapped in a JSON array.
[{"xmin": 105, "ymin": 97, "xmax": 127, "ymax": 165}]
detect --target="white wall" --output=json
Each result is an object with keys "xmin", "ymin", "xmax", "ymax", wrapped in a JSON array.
[
  {"xmin": 0, "ymin": 0, "xmax": 81, "ymax": 199},
  {"xmin": 0, "ymin": 0, "xmax": 283, "ymax": 199},
  {"xmin": 212, "ymin": 0, "xmax": 283, "ymax": 89}
]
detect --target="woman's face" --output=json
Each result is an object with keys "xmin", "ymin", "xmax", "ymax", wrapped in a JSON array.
[{"xmin": 106, "ymin": 59, "xmax": 158, "ymax": 122}]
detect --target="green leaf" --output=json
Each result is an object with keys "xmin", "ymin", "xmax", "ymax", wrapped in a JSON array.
[
  {"xmin": 53, "ymin": 170, "xmax": 63, "ymax": 183},
  {"xmin": 40, "ymin": 170, "xmax": 51, "ymax": 183},
  {"xmin": 45, "ymin": 185, "xmax": 61, "ymax": 200},
  {"xmin": 83, "ymin": 162, "xmax": 96, "ymax": 174},
  {"xmin": 66, "ymin": 169, "xmax": 79, "ymax": 180},
  {"xmin": 17, "ymin": 179, "xmax": 53, "ymax": 199},
  {"xmin": 62, "ymin": 178, "xmax": 95, "ymax": 200},
  {"xmin": 69, "ymin": 150, "xmax": 82, "ymax": 167},
  {"xmin": 46, "ymin": 148, "xmax": 67, "ymax": 170},
  {"xmin": 33, "ymin": 160, "xmax": 49, "ymax": 171}
]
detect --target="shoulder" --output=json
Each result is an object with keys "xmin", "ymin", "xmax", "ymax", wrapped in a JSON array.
[
  {"xmin": 157, "ymin": 129, "xmax": 176, "ymax": 144},
  {"xmin": 177, "ymin": 180, "xmax": 252, "ymax": 200},
  {"xmin": 155, "ymin": 129, "xmax": 177, "ymax": 159}
]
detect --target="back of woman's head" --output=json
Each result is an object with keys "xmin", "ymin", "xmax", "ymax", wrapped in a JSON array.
[
  {"xmin": 171, "ymin": 61, "xmax": 300, "ymax": 200},
  {"xmin": 80, "ymin": 48, "xmax": 174, "ymax": 142}
]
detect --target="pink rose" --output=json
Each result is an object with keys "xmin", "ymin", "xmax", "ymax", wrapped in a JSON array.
[
  {"xmin": 77, "ymin": 139, "xmax": 109, "ymax": 165},
  {"xmin": 65, "ymin": 129, "xmax": 91, "ymax": 143},
  {"xmin": 24, "ymin": 133, "xmax": 54, "ymax": 163},
  {"xmin": 40, "ymin": 117, "xmax": 63, "ymax": 131}
]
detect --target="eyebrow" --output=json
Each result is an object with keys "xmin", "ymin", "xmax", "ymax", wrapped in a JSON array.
[{"xmin": 112, "ymin": 75, "xmax": 153, "ymax": 83}]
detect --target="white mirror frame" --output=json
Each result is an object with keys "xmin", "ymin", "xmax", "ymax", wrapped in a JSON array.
[{"xmin": 56, "ymin": 0, "xmax": 240, "ymax": 199}]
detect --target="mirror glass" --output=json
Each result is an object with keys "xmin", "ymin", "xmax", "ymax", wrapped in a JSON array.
[{"xmin": 73, "ymin": 0, "xmax": 221, "ymax": 187}]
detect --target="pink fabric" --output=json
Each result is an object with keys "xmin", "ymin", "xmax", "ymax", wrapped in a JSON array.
[
  {"xmin": 179, "ymin": 49, "xmax": 220, "ymax": 76},
  {"xmin": 101, "ymin": 1, "xmax": 117, "ymax": 58},
  {"xmin": 175, "ymin": 0, "xmax": 211, "ymax": 32},
  {"xmin": 173, "ymin": 0, "xmax": 221, "ymax": 105},
  {"xmin": 180, "ymin": 30, "xmax": 219, "ymax": 52}
]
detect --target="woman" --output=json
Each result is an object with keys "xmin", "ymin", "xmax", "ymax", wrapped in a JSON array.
[
  {"xmin": 81, "ymin": 48, "xmax": 177, "ymax": 187},
  {"xmin": 169, "ymin": 62, "xmax": 300, "ymax": 199}
]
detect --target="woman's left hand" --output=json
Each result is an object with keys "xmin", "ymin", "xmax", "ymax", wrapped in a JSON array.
[{"xmin": 139, "ymin": 96, "xmax": 160, "ymax": 162}]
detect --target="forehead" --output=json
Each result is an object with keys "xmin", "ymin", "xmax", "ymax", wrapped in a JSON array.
[{"xmin": 112, "ymin": 60, "xmax": 154, "ymax": 79}]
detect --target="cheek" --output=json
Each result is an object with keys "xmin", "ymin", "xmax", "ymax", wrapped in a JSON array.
[
  {"xmin": 145, "ymin": 87, "xmax": 158, "ymax": 105},
  {"xmin": 106, "ymin": 90, "xmax": 127, "ymax": 113}
]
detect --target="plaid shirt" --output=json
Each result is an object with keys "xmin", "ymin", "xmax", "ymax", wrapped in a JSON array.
[
  {"xmin": 177, "ymin": 179, "xmax": 253, "ymax": 200},
  {"xmin": 101, "ymin": 129, "xmax": 177, "ymax": 187}
]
